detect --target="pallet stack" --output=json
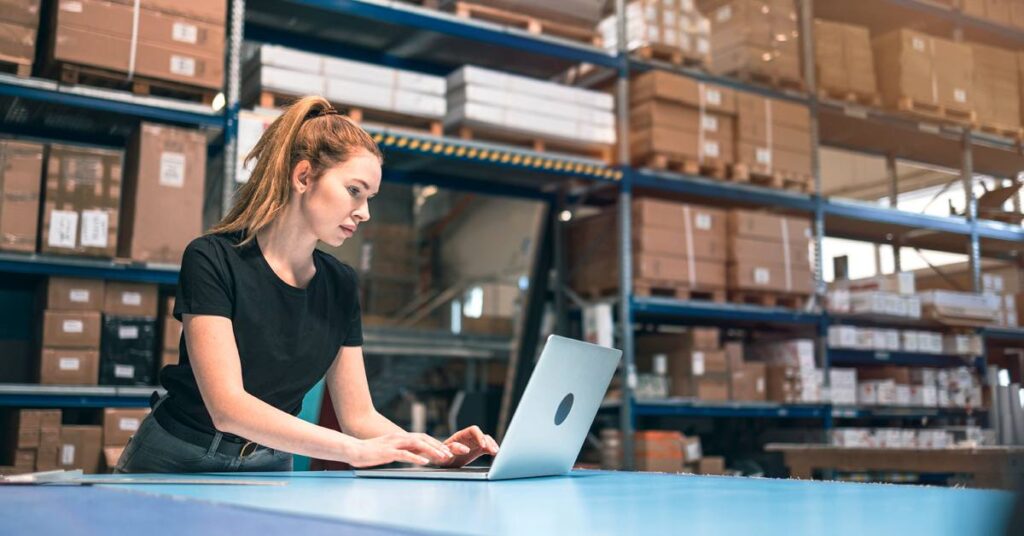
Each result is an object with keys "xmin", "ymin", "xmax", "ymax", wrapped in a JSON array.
[
  {"xmin": 99, "ymin": 282, "xmax": 159, "ymax": 386},
  {"xmin": 0, "ymin": 409, "xmax": 61, "ymax": 475},
  {"xmin": 0, "ymin": 0, "xmax": 40, "ymax": 76},
  {"xmin": 813, "ymin": 19, "xmax": 878, "ymax": 104},
  {"xmin": 41, "ymin": 144, "xmax": 123, "ymax": 258},
  {"xmin": 734, "ymin": 94, "xmax": 812, "ymax": 190},
  {"xmin": 599, "ymin": 0, "xmax": 711, "ymax": 66},
  {"xmin": 705, "ymin": 0, "xmax": 804, "ymax": 89},
  {"xmin": 430, "ymin": 0, "xmax": 605, "ymax": 46},
  {"xmin": 47, "ymin": 0, "xmax": 226, "ymax": 102},
  {"xmin": 630, "ymin": 71, "xmax": 736, "ymax": 176},
  {"xmin": 568, "ymin": 199, "xmax": 727, "ymax": 301},
  {"xmin": 873, "ymin": 29, "xmax": 975, "ymax": 123},
  {"xmin": 636, "ymin": 328, "xmax": 729, "ymax": 401},
  {"xmin": 727, "ymin": 210, "xmax": 813, "ymax": 306},
  {"xmin": 40, "ymin": 277, "xmax": 103, "ymax": 386},
  {"xmin": 970, "ymin": 43, "xmax": 1021, "ymax": 137}
]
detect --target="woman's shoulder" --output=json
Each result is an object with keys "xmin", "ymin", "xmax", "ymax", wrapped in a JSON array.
[
  {"xmin": 185, "ymin": 232, "xmax": 242, "ymax": 254},
  {"xmin": 314, "ymin": 250, "xmax": 359, "ymax": 285}
]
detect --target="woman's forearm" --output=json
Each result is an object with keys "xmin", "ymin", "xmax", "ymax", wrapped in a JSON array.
[{"xmin": 339, "ymin": 407, "xmax": 405, "ymax": 440}]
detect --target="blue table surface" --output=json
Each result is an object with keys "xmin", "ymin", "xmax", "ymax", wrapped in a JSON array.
[{"xmin": 0, "ymin": 470, "xmax": 1016, "ymax": 535}]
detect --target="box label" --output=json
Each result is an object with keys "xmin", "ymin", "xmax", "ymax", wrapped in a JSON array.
[
  {"xmin": 159, "ymin": 152, "xmax": 187, "ymax": 188},
  {"xmin": 754, "ymin": 267, "xmax": 771, "ymax": 285},
  {"xmin": 170, "ymin": 55, "xmax": 197, "ymax": 77},
  {"xmin": 119, "ymin": 418, "xmax": 141, "ymax": 432},
  {"xmin": 118, "ymin": 326, "xmax": 139, "ymax": 340},
  {"xmin": 716, "ymin": 6, "xmax": 732, "ymax": 22},
  {"xmin": 702, "ymin": 141, "xmax": 720, "ymax": 158},
  {"xmin": 692, "ymin": 351, "xmax": 705, "ymax": 376},
  {"xmin": 63, "ymin": 320, "xmax": 84, "ymax": 334},
  {"xmin": 912, "ymin": 37, "xmax": 926, "ymax": 51},
  {"xmin": 701, "ymin": 115, "xmax": 718, "ymax": 132},
  {"xmin": 953, "ymin": 88, "xmax": 966, "ymax": 103},
  {"xmin": 69, "ymin": 289, "xmax": 90, "ymax": 303},
  {"xmin": 48, "ymin": 210, "xmax": 79, "ymax": 249},
  {"xmin": 756, "ymin": 378, "xmax": 765, "ymax": 393},
  {"xmin": 58, "ymin": 357, "xmax": 81, "ymax": 371},
  {"xmin": 172, "ymin": 22, "xmax": 199, "ymax": 44},
  {"xmin": 653, "ymin": 354, "xmax": 668, "ymax": 376},
  {"xmin": 122, "ymin": 292, "xmax": 142, "ymax": 306},
  {"xmin": 61, "ymin": 444, "xmax": 75, "ymax": 465},
  {"xmin": 695, "ymin": 213, "xmax": 712, "ymax": 230},
  {"xmin": 80, "ymin": 210, "xmax": 108, "ymax": 248},
  {"xmin": 705, "ymin": 88, "xmax": 721, "ymax": 106},
  {"xmin": 114, "ymin": 364, "xmax": 135, "ymax": 379},
  {"xmin": 360, "ymin": 243, "xmax": 373, "ymax": 272},
  {"xmin": 756, "ymin": 147, "xmax": 772, "ymax": 165},
  {"xmin": 696, "ymin": 37, "xmax": 709, "ymax": 55},
  {"xmin": 61, "ymin": 1, "xmax": 83, "ymax": 13}
]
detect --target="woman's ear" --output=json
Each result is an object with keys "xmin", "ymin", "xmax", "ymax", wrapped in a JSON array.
[{"xmin": 291, "ymin": 160, "xmax": 312, "ymax": 193}]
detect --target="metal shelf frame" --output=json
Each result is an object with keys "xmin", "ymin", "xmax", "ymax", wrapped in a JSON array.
[{"xmin": 0, "ymin": 384, "xmax": 162, "ymax": 408}]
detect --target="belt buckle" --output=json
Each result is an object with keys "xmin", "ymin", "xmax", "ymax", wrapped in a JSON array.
[{"xmin": 238, "ymin": 441, "xmax": 258, "ymax": 459}]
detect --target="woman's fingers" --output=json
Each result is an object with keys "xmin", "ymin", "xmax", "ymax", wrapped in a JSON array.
[
  {"xmin": 392, "ymin": 449, "xmax": 429, "ymax": 466},
  {"xmin": 447, "ymin": 441, "xmax": 471, "ymax": 455},
  {"xmin": 415, "ymin": 433, "xmax": 452, "ymax": 458},
  {"xmin": 405, "ymin": 436, "xmax": 451, "ymax": 464},
  {"xmin": 484, "ymin": 435, "xmax": 499, "ymax": 454}
]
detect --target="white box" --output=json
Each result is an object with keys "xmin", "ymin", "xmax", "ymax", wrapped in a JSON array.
[
  {"xmin": 828, "ymin": 326, "xmax": 857, "ymax": 349},
  {"xmin": 905, "ymin": 296, "xmax": 922, "ymax": 319},
  {"xmin": 920, "ymin": 290, "xmax": 1001, "ymax": 323},
  {"xmin": 249, "ymin": 65, "xmax": 325, "ymax": 97},
  {"xmin": 910, "ymin": 385, "xmax": 938, "ymax": 407},
  {"xmin": 449, "ymin": 85, "xmax": 615, "ymax": 126},
  {"xmin": 255, "ymin": 45, "xmax": 323, "ymax": 74},
  {"xmin": 392, "ymin": 89, "xmax": 446, "ymax": 118},
  {"xmin": 894, "ymin": 384, "xmax": 912, "ymax": 406},
  {"xmin": 325, "ymin": 79, "xmax": 395, "ymax": 113},
  {"xmin": 901, "ymin": 330, "xmax": 919, "ymax": 353},
  {"xmin": 445, "ymin": 103, "xmax": 616, "ymax": 144},
  {"xmin": 447, "ymin": 66, "xmax": 614, "ymax": 111}
]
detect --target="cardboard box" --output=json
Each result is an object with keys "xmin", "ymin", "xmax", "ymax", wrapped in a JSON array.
[
  {"xmin": 814, "ymin": 19, "xmax": 877, "ymax": 97},
  {"xmin": 730, "ymin": 361, "xmax": 767, "ymax": 401},
  {"xmin": 107, "ymin": 0, "xmax": 227, "ymax": 24},
  {"xmin": 42, "ymin": 310, "xmax": 101, "ymax": 348},
  {"xmin": 41, "ymin": 144, "xmax": 123, "ymax": 258},
  {"xmin": 697, "ymin": 456, "xmax": 726, "ymax": 475},
  {"xmin": 858, "ymin": 366, "xmax": 912, "ymax": 385},
  {"xmin": 52, "ymin": 0, "xmax": 225, "ymax": 90},
  {"xmin": 103, "ymin": 282, "xmax": 159, "ymax": 317},
  {"xmin": 0, "ymin": 20, "xmax": 36, "ymax": 61},
  {"xmin": 58, "ymin": 425, "xmax": 103, "ymax": 474},
  {"xmin": 102, "ymin": 408, "xmax": 150, "ymax": 447},
  {"xmin": 971, "ymin": 43, "xmax": 1019, "ymax": 128},
  {"xmin": 99, "ymin": 316, "xmax": 158, "ymax": 385},
  {"xmin": 630, "ymin": 105, "xmax": 735, "ymax": 163},
  {"xmin": 120, "ymin": 123, "xmax": 206, "ymax": 264},
  {"xmin": 3, "ymin": 409, "xmax": 42, "ymax": 450},
  {"xmin": 728, "ymin": 210, "xmax": 811, "ymax": 243},
  {"xmin": 0, "ymin": 0, "xmax": 42, "ymax": 28},
  {"xmin": 0, "ymin": 140, "xmax": 43, "ymax": 253},
  {"xmin": 46, "ymin": 277, "xmax": 105, "ymax": 311},
  {"xmin": 728, "ymin": 261, "xmax": 814, "ymax": 294},
  {"xmin": 631, "ymin": 71, "xmax": 737, "ymax": 114},
  {"xmin": 39, "ymin": 348, "xmax": 99, "ymax": 385},
  {"xmin": 708, "ymin": 0, "xmax": 802, "ymax": 82},
  {"xmin": 873, "ymin": 29, "xmax": 973, "ymax": 111}
]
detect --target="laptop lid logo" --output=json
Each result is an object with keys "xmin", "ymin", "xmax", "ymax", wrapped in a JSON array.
[{"xmin": 554, "ymin": 393, "xmax": 574, "ymax": 426}]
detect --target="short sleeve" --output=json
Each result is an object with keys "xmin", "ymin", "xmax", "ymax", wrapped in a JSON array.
[
  {"xmin": 174, "ymin": 238, "xmax": 234, "ymax": 320},
  {"xmin": 342, "ymin": 265, "xmax": 363, "ymax": 347}
]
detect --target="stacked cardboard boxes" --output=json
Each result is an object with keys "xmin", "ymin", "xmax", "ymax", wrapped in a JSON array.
[
  {"xmin": 445, "ymin": 65, "xmax": 615, "ymax": 147},
  {"xmin": 960, "ymin": 0, "xmax": 1024, "ymax": 29},
  {"xmin": 41, "ymin": 144, "xmax": 123, "ymax": 258},
  {"xmin": 100, "ymin": 282, "xmax": 159, "ymax": 386},
  {"xmin": 568, "ymin": 199, "xmax": 728, "ymax": 295},
  {"xmin": 706, "ymin": 0, "xmax": 803, "ymax": 84},
  {"xmin": 971, "ymin": 43, "xmax": 1020, "ymax": 131},
  {"xmin": 0, "ymin": 0, "xmax": 40, "ymax": 75},
  {"xmin": 857, "ymin": 366, "xmax": 983, "ymax": 408},
  {"xmin": 0, "ymin": 140, "xmax": 44, "ymax": 253},
  {"xmin": 725, "ymin": 341, "xmax": 768, "ymax": 402},
  {"xmin": 0, "ymin": 409, "xmax": 61, "ymax": 475},
  {"xmin": 601, "ymin": 428, "xmax": 703, "ymax": 472},
  {"xmin": 48, "ymin": 0, "xmax": 225, "ymax": 91},
  {"xmin": 630, "ymin": 71, "xmax": 736, "ymax": 169},
  {"xmin": 919, "ymin": 290, "xmax": 1002, "ymax": 327},
  {"xmin": 598, "ymin": 1, "xmax": 710, "ymax": 63},
  {"xmin": 39, "ymin": 277, "xmax": 104, "ymax": 385},
  {"xmin": 161, "ymin": 296, "xmax": 181, "ymax": 369},
  {"xmin": 813, "ymin": 19, "xmax": 877, "ymax": 99},
  {"xmin": 120, "ymin": 123, "xmax": 206, "ymax": 264},
  {"xmin": 58, "ymin": 425, "xmax": 103, "ymax": 474},
  {"xmin": 751, "ymin": 339, "xmax": 823, "ymax": 403},
  {"xmin": 636, "ymin": 329, "xmax": 729, "ymax": 400},
  {"xmin": 727, "ymin": 210, "xmax": 812, "ymax": 296},
  {"xmin": 245, "ymin": 45, "xmax": 446, "ymax": 123},
  {"xmin": 434, "ymin": 0, "xmax": 607, "ymax": 29},
  {"xmin": 102, "ymin": 407, "xmax": 149, "ymax": 470},
  {"xmin": 873, "ymin": 29, "xmax": 973, "ymax": 116},
  {"xmin": 734, "ymin": 94, "xmax": 811, "ymax": 181},
  {"xmin": 828, "ymin": 326, "xmax": 945, "ymax": 355}
]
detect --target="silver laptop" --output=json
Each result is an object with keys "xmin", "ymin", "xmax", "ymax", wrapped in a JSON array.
[{"xmin": 354, "ymin": 335, "xmax": 621, "ymax": 481}]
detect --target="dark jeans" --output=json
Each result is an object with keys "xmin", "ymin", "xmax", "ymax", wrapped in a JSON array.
[{"xmin": 114, "ymin": 409, "xmax": 293, "ymax": 474}]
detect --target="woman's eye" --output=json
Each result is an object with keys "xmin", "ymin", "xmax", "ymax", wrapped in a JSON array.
[{"xmin": 348, "ymin": 187, "xmax": 361, "ymax": 198}]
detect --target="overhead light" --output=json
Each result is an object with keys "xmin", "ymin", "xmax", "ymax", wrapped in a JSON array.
[
  {"xmin": 559, "ymin": 210, "xmax": 573, "ymax": 222},
  {"xmin": 211, "ymin": 92, "xmax": 226, "ymax": 112}
]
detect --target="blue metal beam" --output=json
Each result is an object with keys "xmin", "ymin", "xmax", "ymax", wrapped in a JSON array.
[
  {"xmin": 630, "ymin": 169, "xmax": 818, "ymax": 213},
  {"xmin": 634, "ymin": 402, "xmax": 827, "ymax": 419},
  {"xmin": 831, "ymin": 405, "xmax": 987, "ymax": 420},
  {"xmin": 824, "ymin": 198, "xmax": 973, "ymax": 235},
  {"xmin": 382, "ymin": 168, "xmax": 556, "ymax": 201},
  {"xmin": 982, "ymin": 327, "xmax": 1024, "ymax": 341},
  {"xmin": 0, "ymin": 394, "xmax": 151, "ymax": 408},
  {"xmin": 828, "ymin": 349, "xmax": 984, "ymax": 370},
  {"xmin": 632, "ymin": 296, "xmax": 823, "ymax": 325},
  {"xmin": 0, "ymin": 254, "xmax": 179, "ymax": 285}
]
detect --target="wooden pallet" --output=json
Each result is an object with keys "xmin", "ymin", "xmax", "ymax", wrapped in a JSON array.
[
  {"xmin": 730, "ymin": 163, "xmax": 811, "ymax": 193},
  {"xmin": 728, "ymin": 290, "xmax": 808, "ymax": 309},
  {"xmin": 257, "ymin": 91, "xmax": 443, "ymax": 136},
  {"xmin": 724, "ymin": 70, "xmax": 805, "ymax": 92},
  {"xmin": 974, "ymin": 121, "xmax": 1023, "ymax": 140},
  {"xmin": 583, "ymin": 281, "xmax": 726, "ymax": 302},
  {"xmin": 452, "ymin": 124, "xmax": 613, "ymax": 162},
  {"xmin": 634, "ymin": 44, "xmax": 707, "ymax": 68},
  {"xmin": 54, "ymin": 63, "xmax": 217, "ymax": 104},
  {"xmin": 818, "ymin": 88, "xmax": 880, "ymax": 107},
  {"xmin": 635, "ymin": 153, "xmax": 728, "ymax": 179},
  {"xmin": 0, "ymin": 55, "xmax": 31, "ymax": 77},
  {"xmin": 444, "ymin": 1, "xmax": 601, "ymax": 46},
  {"xmin": 896, "ymin": 97, "xmax": 975, "ymax": 125}
]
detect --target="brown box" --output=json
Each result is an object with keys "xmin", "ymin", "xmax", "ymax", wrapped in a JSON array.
[
  {"xmin": 729, "ymin": 236, "xmax": 811, "ymax": 265},
  {"xmin": 728, "ymin": 210, "xmax": 811, "ymax": 243},
  {"xmin": 987, "ymin": 0, "xmax": 1012, "ymax": 19},
  {"xmin": 102, "ymin": 408, "xmax": 150, "ymax": 447},
  {"xmin": 691, "ymin": 376, "xmax": 730, "ymax": 401},
  {"xmin": 630, "ymin": 118, "xmax": 736, "ymax": 164},
  {"xmin": 1012, "ymin": 0, "xmax": 1024, "ymax": 28},
  {"xmin": 728, "ymin": 261, "xmax": 814, "ymax": 294},
  {"xmin": 634, "ymin": 430, "xmax": 684, "ymax": 473},
  {"xmin": 4, "ymin": 409, "xmax": 42, "ymax": 450},
  {"xmin": 39, "ymin": 348, "xmax": 99, "ymax": 385},
  {"xmin": 107, "ymin": 0, "xmax": 227, "ymax": 25},
  {"xmin": 0, "ymin": 0, "xmax": 42, "ymax": 28},
  {"xmin": 51, "ymin": 0, "xmax": 224, "ymax": 90},
  {"xmin": 961, "ymin": 0, "xmax": 987, "ymax": 17},
  {"xmin": 103, "ymin": 282, "xmax": 159, "ymax": 317},
  {"xmin": 697, "ymin": 456, "xmax": 727, "ymax": 475},
  {"xmin": 35, "ymin": 445, "xmax": 58, "ymax": 471},
  {"xmin": 11, "ymin": 449, "xmax": 35, "ymax": 469},
  {"xmin": 857, "ymin": 366, "xmax": 912, "ymax": 384},
  {"xmin": 58, "ymin": 425, "xmax": 103, "ymax": 474},
  {"xmin": 708, "ymin": 0, "xmax": 802, "ymax": 82},
  {"xmin": 0, "ymin": 196, "xmax": 38, "ymax": 283},
  {"xmin": 971, "ymin": 43, "xmax": 1020, "ymax": 129},
  {"xmin": 46, "ymin": 277, "xmax": 105, "ymax": 311},
  {"xmin": 873, "ymin": 29, "xmax": 973, "ymax": 111},
  {"xmin": 0, "ymin": 140, "xmax": 43, "ymax": 253},
  {"xmin": 631, "ymin": 71, "xmax": 737, "ymax": 114},
  {"xmin": 0, "ymin": 20, "xmax": 36, "ymax": 61},
  {"xmin": 41, "ymin": 310, "xmax": 101, "ymax": 348},
  {"xmin": 730, "ymin": 361, "xmax": 767, "ymax": 401},
  {"xmin": 41, "ymin": 144, "xmax": 123, "ymax": 258},
  {"xmin": 163, "ymin": 315, "xmax": 182, "ymax": 351},
  {"xmin": 120, "ymin": 123, "xmax": 206, "ymax": 264},
  {"xmin": 814, "ymin": 19, "xmax": 877, "ymax": 97}
]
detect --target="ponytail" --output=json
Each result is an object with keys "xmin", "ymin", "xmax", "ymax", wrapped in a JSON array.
[{"xmin": 209, "ymin": 96, "xmax": 383, "ymax": 245}]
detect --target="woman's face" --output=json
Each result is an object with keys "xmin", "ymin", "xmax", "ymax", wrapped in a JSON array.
[{"xmin": 295, "ymin": 148, "xmax": 382, "ymax": 248}]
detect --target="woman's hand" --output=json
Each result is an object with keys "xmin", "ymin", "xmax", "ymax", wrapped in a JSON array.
[
  {"xmin": 437, "ymin": 426, "xmax": 499, "ymax": 468},
  {"xmin": 347, "ymin": 432, "xmax": 458, "ymax": 468}
]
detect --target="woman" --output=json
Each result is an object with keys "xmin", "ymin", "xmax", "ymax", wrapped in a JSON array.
[{"xmin": 116, "ymin": 96, "xmax": 499, "ymax": 473}]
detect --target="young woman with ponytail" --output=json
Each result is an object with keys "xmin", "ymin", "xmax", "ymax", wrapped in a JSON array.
[{"xmin": 116, "ymin": 96, "xmax": 499, "ymax": 473}]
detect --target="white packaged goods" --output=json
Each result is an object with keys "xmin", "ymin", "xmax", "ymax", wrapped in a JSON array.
[
  {"xmin": 917, "ymin": 430, "xmax": 952, "ymax": 449},
  {"xmin": 894, "ymin": 384, "xmax": 912, "ymax": 406},
  {"xmin": 920, "ymin": 290, "xmax": 1001, "ymax": 323},
  {"xmin": 909, "ymin": 368, "xmax": 938, "ymax": 387},
  {"xmin": 910, "ymin": 385, "xmax": 938, "ymax": 407},
  {"xmin": 830, "ymin": 385, "xmax": 858, "ymax": 405},
  {"xmin": 445, "ymin": 103, "xmax": 616, "ymax": 144},
  {"xmin": 251, "ymin": 45, "xmax": 322, "ymax": 74},
  {"xmin": 448, "ymin": 85, "xmax": 615, "ymax": 126},
  {"xmin": 859, "ymin": 380, "xmax": 896, "ymax": 405},
  {"xmin": 448, "ymin": 66, "xmax": 613, "ymax": 110},
  {"xmin": 599, "ymin": 1, "xmax": 710, "ymax": 57},
  {"xmin": 831, "ymin": 428, "xmax": 872, "ymax": 448},
  {"xmin": 325, "ymin": 80, "xmax": 446, "ymax": 118},
  {"xmin": 249, "ymin": 65, "xmax": 325, "ymax": 97},
  {"xmin": 827, "ymin": 289, "xmax": 850, "ymax": 313},
  {"xmin": 942, "ymin": 334, "xmax": 983, "ymax": 356},
  {"xmin": 846, "ymin": 291, "xmax": 921, "ymax": 319},
  {"xmin": 830, "ymin": 368, "xmax": 858, "ymax": 387},
  {"xmin": 750, "ymin": 340, "xmax": 815, "ymax": 370},
  {"xmin": 828, "ymin": 326, "xmax": 857, "ymax": 348},
  {"xmin": 858, "ymin": 381, "xmax": 878, "ymax": 405},
  {"xmin": 831, "ymin": 272, "xmax": 915, "ymax": 295}
]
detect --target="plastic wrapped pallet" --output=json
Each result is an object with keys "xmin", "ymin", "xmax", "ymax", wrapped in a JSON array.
[
  {"xmin": 813, "ymin": 19, "xmax": 877, "ymax": 99},
  {"xmin": 598, "ymin": 0, "xmax": 710, "ymax": 62},
  {"xmin": 919, "ymin": 290, "xmax": 1001, "ymax": 326},
  {"xmin": 706, "ymin": 0, "xmax": 802, "ymax": 85},
  {"xmin": 872, "ymin": 29, "xmax": 973, "ymax": 116}
]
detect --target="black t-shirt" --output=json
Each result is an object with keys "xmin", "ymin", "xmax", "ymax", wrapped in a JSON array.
[{"xmin": 160, "ymin": 232, "xmax": 363, "ymax": 435}]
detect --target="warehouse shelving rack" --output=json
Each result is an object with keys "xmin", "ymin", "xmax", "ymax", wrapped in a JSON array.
[{"xmin": 0, "ymin": 0, "xmax": 1020, "ymax": 459}]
